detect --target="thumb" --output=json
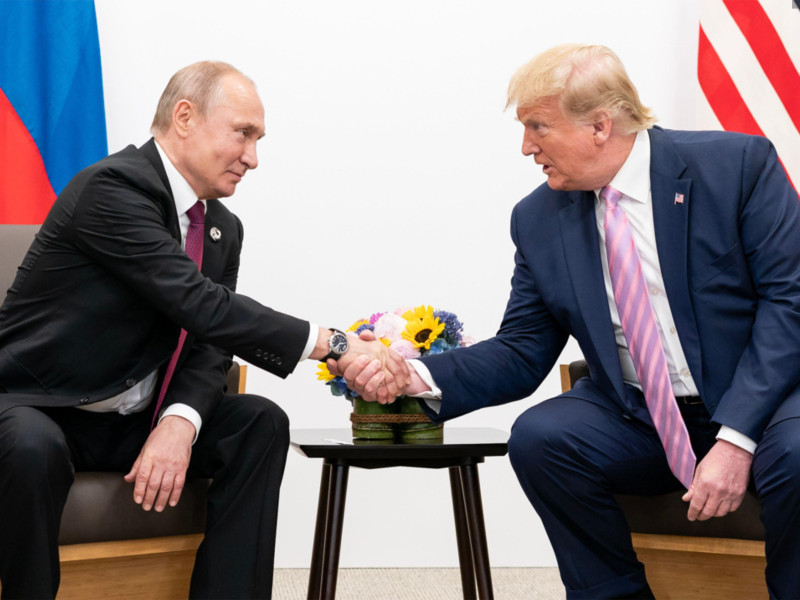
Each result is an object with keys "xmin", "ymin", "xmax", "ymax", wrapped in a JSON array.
[{"xmin": 359, "ymin": 330, "xmax": 377, "ymax": 342}]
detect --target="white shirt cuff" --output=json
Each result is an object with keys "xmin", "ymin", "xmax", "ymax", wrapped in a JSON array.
[
  {"xmin": 716, "ymin": 425, "xmax": 757, "ymax": 454},
  {"xmin": 160, "ymin": 403, "xmax": 202, "ymax": 444},
  {"xmin": 407, "ymin": 359, "xmax": 442, "ymax": 414},
  {"xmin": 301, "ymin": 322, "xmax": 318, "ymax": 361}
]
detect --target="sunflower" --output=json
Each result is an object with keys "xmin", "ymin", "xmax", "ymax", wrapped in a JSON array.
[
  {"xmin": 316, "ymin": 362, "xmax": 336, "ymax": 382},
  {"xmin": 347, "ymin": 319, "xmax": 370, "ymax": 332},
  {"xmin": 401, "ymin": 305, "xmax": 446, "ymax": 350}
]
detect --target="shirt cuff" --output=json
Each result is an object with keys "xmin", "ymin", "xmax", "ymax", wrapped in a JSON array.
[
  {"xmin": 301, "ymin": 322, "xmax": 318, "ymax": 361},
  {"xmin": 407, "ymin": 359, "xmax": 442, "ymax": 414},
  {"xmin": 160, "ymin": 403, "xmax": 202, "ymax": 444},
  {"xmin": 716, "ymin": 425, "xmax": 757, "ymax": 454}
]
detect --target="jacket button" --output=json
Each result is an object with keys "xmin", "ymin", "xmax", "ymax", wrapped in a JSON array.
[
  {"xmin": 275, "ymin": 357, "xmax": 282, "ymax": 366},
  {"xmin": 255, "ymin": 349, "xmax": 263, "ymax": 358},
  {"xmin": 80, "ymin": 397, "xmax": 90, "ymax": 405},
  {"xmin": 125, "ymin": 378, "xmax": 136, "ymax": 387}
]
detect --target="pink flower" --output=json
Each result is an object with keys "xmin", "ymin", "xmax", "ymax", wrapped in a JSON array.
[
  {"xmin": 373, "ymin": 313, "xmax": 408, "ymax": 342},
  {"xmin": 460, "ymin": 334, "xmax": 477, "ymax": 347},
  {"xmin": 369, "ymin": 312, "xmax": 386, "ymax": 325},
  {"xmin": 393, "ymin": 306, "xmax": 413, "ymax": 316},
  {"xmin": 390, "ymin": 339, "xmax": 421, "ymax": 359}
]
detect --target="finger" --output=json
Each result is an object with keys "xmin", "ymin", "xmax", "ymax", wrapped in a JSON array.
[
  {"xmin": 327, "ymin": 358, "xmax": 344, "ymax": 377},
  {"xmin": 132, "ymin": 459, "xmax": 153, "ymax": 506},
  {"xmin": 714, "ymin": 500, "xmax": 732, "ymax": 518},
  {"xmin": 154, "ymin": 472, "xmax": 175, "ymax": 512},
  {"xmin": 141, "ymin": 469, "xmax": 164, "ymax": 511},
  {"xmin": 686, "ymin": 489, "xmax": 708, "ymax": 521},
  {"xmin": 348, "ymin": 358, "xmax": 382, "ymax": 392},
  {"xmin": 124, "ymin": 455, "xmax": 142, "ymax": 483},
  {"xmin": 168, "ymin": 473, "xmax": 186, "ymax": 508}
]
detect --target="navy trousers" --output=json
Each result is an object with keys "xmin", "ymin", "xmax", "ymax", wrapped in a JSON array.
[
  {"xmin": 508, "ymin": 380, "xmax": 800, "ymax": 599},
  {"xmin": 0, "ymin": 394, "xmax": 289, "ymax": 600}
]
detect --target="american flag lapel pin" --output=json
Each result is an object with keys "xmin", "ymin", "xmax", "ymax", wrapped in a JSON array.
[{"xmin": 674, "ymin": 192, "xmax": 684, "ymax": 205}]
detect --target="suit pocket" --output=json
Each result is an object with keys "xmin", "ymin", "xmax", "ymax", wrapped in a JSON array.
[{"xmin": 691, "ymin": 242, "xmax": 741, "ymax": 290}]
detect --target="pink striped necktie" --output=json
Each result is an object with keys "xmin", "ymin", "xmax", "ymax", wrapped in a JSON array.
[
  {"xmin": 151, "ymin": 200, "xmax": 205, "ymax": 428},
  {"xmin": 602, "ymin": 186, "xmax": 696, "ymax": 489}
]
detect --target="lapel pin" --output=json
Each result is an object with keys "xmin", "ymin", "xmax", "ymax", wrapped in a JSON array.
[
  {"xmin": 209, "ymin": 227, "xmax": 222, "ymax": 242},
  {"xmin": 674, "ymin": 193, "xmax": 685, "ymax": 205}
]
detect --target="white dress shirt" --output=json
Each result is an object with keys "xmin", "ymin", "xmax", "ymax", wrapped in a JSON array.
[{"xmin": 414, "ymin": 129, "xmax": 755, "ymax": 454}]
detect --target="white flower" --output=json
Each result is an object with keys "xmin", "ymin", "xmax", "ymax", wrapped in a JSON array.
[{"xmin": 373, "ymin": 313, "xmax": 408, "ymax": 342}]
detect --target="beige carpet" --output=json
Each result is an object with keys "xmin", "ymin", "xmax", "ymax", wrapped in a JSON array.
[{"xmin": 273, "ymin": 567, "xmax": 565, "ymax": 599}]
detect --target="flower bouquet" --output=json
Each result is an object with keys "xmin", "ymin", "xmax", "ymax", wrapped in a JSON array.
[{"xmin": 317, "ymin": 305, "xmax": 474, "ymax": 441}]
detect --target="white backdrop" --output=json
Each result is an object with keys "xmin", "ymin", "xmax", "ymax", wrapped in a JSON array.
[{"xmin": 95, "ymin": 0, "xmax": 701, "ymax": 568}]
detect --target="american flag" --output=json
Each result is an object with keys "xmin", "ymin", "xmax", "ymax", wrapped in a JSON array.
[{"xmin": 697, "ymin": 0, "xmax": 800, "ymax": 194}]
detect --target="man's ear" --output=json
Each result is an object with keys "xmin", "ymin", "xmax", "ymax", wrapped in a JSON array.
[
  {"xmin": 172, "ymin": 99, "xmax": 195, "ymax": 139},
  {"xmin": 592, "ymin": 110, "xmax": 613, "ymax": 145}
]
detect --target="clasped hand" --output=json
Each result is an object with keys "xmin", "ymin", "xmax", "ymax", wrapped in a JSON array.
[{"xmin": 328, "ymin": 332, "xmax": 411, "ymax": 404}]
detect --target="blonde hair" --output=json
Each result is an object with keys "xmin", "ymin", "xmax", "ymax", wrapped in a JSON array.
[
  {"xmin": 150, "ymin": 61, "xmax": 254, "ymax": 135},
  {"xmin": 506, "ymin": 44, "xmax": 656, "ymax": 133}
]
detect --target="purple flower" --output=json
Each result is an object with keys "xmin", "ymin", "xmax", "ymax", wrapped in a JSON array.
[
  {"xmin": 433, "ymin": 310, "xmax": 463, "ymax": 345},
  {"xmin": 355, "ymin": 323, "xmax": 375, "ymax": 336},
  {"xmin": 369, "ymin": 312, "xmax": 386, "ymax": 324}
]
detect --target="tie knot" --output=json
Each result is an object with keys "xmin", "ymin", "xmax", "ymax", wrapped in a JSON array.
[
  {"xmin": 601, "ymin": 185, "xmax": 623, "ymax": 208},
  {"xmin": 186, "ymin": 200, "xmax": 205, "ymax": 225}
]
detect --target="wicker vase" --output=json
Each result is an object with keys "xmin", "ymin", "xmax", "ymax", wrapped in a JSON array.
[{"xmin": 350, "ymin": 395, "xmax": 443, "ymax": 441}]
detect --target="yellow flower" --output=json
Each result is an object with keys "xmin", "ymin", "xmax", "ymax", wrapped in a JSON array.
[
  {"xmin": 316, "ymin": 362, "xmax": 336, "ymax": 382},
  {"xmin": 401, "ymin": 305, "xmax": 445, "ymax": 350},
  {"xmin": 347, "ymin": 319, "xmax": 369, "ymax": 332}
]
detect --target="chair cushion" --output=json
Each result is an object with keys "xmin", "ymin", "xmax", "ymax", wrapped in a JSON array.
[
  {"xmin": 58, "ymin": 472, "xmax": 209, "ymax": 545},
  {"xmin": 616, "ymin": 490, "xmax": 764, "ymax": 540}
]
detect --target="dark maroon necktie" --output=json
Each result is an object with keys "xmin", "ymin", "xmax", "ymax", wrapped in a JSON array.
[{"xmin": 151, "ymin": 200, "xmax": 205, "ymax": 428}]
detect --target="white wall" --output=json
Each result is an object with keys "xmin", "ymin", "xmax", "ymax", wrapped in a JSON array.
[{"xmin": 95, "ymin": 0, "xmax": 700, "ymax": 568}]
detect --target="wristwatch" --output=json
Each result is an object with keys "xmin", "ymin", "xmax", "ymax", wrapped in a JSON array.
[{"xmin": 322, "ymin": 328, "xmax": 349, "ymax": 362}]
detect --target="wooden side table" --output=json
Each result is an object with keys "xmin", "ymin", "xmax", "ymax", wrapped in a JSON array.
[{"xmin": 290, "ymin": 427, "xmax": 509, "ymax": 600}]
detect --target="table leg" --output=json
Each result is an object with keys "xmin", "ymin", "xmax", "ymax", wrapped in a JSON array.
[
  {"xmin": 449, "ymin": 466, "xmax": 478, "ymax": 600},
  {"xmin": 319, "ymin": 462, "xmax": 350, "ymax": 600},
  {"xmin": 460, "ymin": 462, "xmax": 494, "ymax": 600},
  {"xmin": 308, "ymin": 461, "xmax": 332, "ymax": 600}
]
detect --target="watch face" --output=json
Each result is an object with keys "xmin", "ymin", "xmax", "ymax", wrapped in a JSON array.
[{"xmin": 330, "ymin": 332, "xmax": 349, "ymax": 355}]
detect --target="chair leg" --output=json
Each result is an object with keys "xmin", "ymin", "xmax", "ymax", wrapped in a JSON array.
[
  {"xmin": 308, "ymin": 462, "xmax": 332, "ymax": 600},
  {"xmin": 460, "ymin": 463, "xmax": 494, "ymax": 600},
  {"xmin": 319, "ymin": 462, "xmax": 350, "ymax": 600},
  {"xmin": 450, "ymin": 466, "xmax": 478, "ymax": 600}
]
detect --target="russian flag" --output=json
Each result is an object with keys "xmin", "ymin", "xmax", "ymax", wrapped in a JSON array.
[{"xmin": 0, "ymin": 0, "xmax": 107, "ymax": 224}]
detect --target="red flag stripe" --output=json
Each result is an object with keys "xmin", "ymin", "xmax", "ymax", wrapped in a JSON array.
[
  {"xmin": 698, "ymin": 26, "xmax": 764, "ymax": 137},
  {"xmin": 723, "ymin": 0, "xmax": 800, "ymax": 136},
  {"xmin": 0, "ymin": 87, "xmax": 56, "ymax": 224}
]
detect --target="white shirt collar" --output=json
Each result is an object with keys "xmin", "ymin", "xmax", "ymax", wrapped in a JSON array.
[
  {"xmin": 595, "ymin": 128, "xmax": 651, "ymax": 204},
  {"xmin": 153, "ymin": 139, "xmax": 206, "ymax": 217}
]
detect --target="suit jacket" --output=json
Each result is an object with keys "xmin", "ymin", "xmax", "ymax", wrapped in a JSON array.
[
  {"xmin": 421, "ymin": 127, "xmax": 800, "ymax": 443},
  {"xmin": 0, "ymin": 139, "xmax": 310, "ymax": 421}
]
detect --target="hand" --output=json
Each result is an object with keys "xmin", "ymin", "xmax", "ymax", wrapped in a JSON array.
[
  {"xmin": 123, "ymin": 415, "xmax": 195, "ymax": 512},
  {"xmin": 682, "ymin": 439, "xmax": 753, "ymax": 521},
  {"xmin": 329, "ymin": 331, "xmax": 411, "ymax": 404}
]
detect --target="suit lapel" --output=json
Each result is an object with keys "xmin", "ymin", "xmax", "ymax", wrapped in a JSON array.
[
  {"xmin": 559, "ymin": 191, "xmax": 627, "ymax": 401},
  {"xmin": 648, "ymin": 128, "xmax": 704, "ymax": 398},
  {"xmin": 201, "ymin": 199, "xmax": 225, "ymax": 280}
]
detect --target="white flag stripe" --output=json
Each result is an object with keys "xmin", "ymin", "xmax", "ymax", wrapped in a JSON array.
[
  {"xmin": 700, "ymin": 0, "xmax": 800, "ymax": 186},
  {"xmin": 760, "ymin": 0, "xmax": 800, "ymax": 78}
]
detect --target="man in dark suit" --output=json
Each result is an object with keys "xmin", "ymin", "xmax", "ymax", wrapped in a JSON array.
[
  {"xmin": 0, "ymin": 61, "xmax": 407, "ymax": 599},
  {"xmin": 340, "ymin": 44, "xmax": 800, "ymax": 598}
]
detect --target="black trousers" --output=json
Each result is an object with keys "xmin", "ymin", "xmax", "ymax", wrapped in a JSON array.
[{"xmin": 0, "ymin": 394, "xmax": 289, "ymax": 600}]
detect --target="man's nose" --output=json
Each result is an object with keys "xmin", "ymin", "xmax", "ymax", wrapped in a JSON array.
[
  {"xmin": 242, "ymin": 140, "xmax": 258, "ymax": 170},
  {"xmin": 521, "ymin": 132, "xmax": 540, "ymax": 156}
]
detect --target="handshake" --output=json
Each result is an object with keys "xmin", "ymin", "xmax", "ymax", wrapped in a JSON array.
[{"xmin": 313, "ymin": 327, "xmax": 422, "ymax": 404}]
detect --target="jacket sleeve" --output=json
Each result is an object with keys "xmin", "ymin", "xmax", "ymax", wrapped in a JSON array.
[
  {"xmin": 69, "ymin": 164, "xmax": 310, "ymax": 378},
  {"xmin": 420, "ymin": 203, "xmax": 569, "ymax": 422}
]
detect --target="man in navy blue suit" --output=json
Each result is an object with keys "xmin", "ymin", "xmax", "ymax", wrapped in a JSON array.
[{"xmin": 339, "ymin": 44, "xmax": 800, "ymax": 598}]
